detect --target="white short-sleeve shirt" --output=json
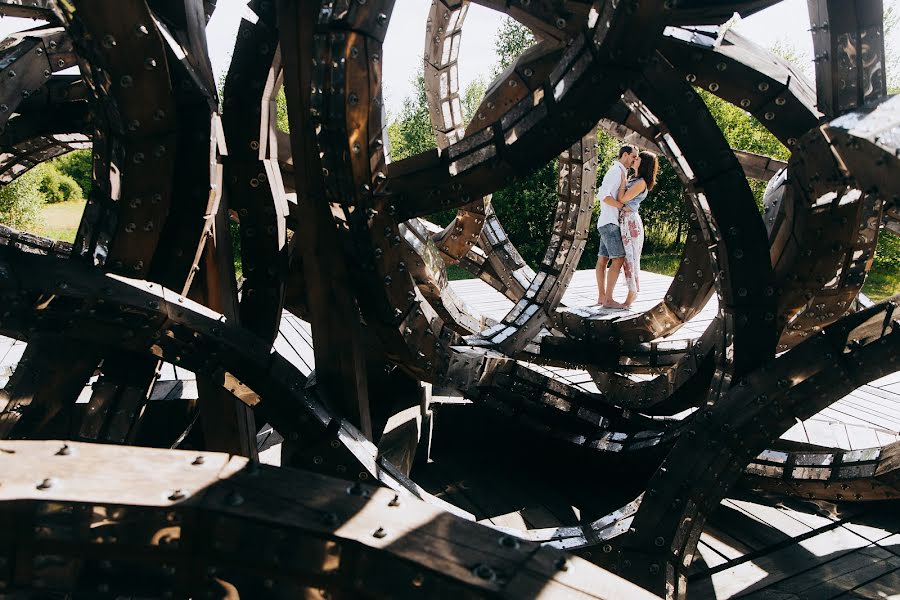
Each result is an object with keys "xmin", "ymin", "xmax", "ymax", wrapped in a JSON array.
[{"xmin": 596, "ymin": 161, "xmax": 627, "ymax": 227}]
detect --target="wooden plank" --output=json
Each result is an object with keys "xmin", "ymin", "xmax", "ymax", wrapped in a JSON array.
[
  {"xmin": 0, "ymin": 336, "xmax": 99, "ymax": 439},
  {"xmin": 833, "ymin": 566, "xmax": 900, "ymax": 599},
  {"xmin": 694, "ymin": 539, "xmax": 731, "ymax": 570},
  {"xmin": 831, "ymin": 421, "xmax": 853, "ymax": 450},
  {"xmin": 174, "ymin": 366, "xmax": 195, "ymax": 381},
  {"xmin": 699, "ymin": 527, "xmax": 875, "ymax": 599},
  {"xmin": 875, "ymin": 430, "xmax": 900, "ymax": 446},
  {"xmin": 411, "ymin": 460, "xmax": 489, "ymax": 520},
  {"xmin": 273, "ymin": 331, "xmax": 311, "ymax": 375},
  {"xmin": 705, "ymin": 501, "xmax": 792, "ymax": 552},
  {"xmin": 1, "ymin": 342, "xmax": 26, "ymax": 372},
  {"xmin": 857, "ymin": 384, "xmax": 900, "ymax": 405},
  {"xmin": 781, "ymin": 421, "xmax": 811, "ymax": 444},
  {"xmin": 520, "ymin": 502, "xmax": 574, "ymax": 530},
  {"xmin": 728, "ymin": 499, "xmax": 815, "ymax": 539},
  {"xmin": 870, "ymin": 371, "xmax": 900, "ymax": 388},
  {"xmin": 881, "ymin": 382, "xmax": 900, "ymax": 395},
  {"xmin": 845, "ymin": 423, "xmax": 883, "ymax": 450},
  {"xmin": 773, "ymin": 507, "xmax": 838, "ymax": 532},
  {"xmin": 698, "ymin": 530, "xmax": 749, "ymax": 561},
  {"xmin": 158, "ymin": 363, "xmax": 177, "ymax": 380},
  {"xmin": 802, "ymin": 419, "xmax": 844, "ymax": 450},
  {"xmin": 834, "ymin": 390, "xmax": 900, "ymax": 429},
  {"xmin": 280, "ymin": 314, "xmax": 316, "ymax": 360},
  {"xmin": 149, "ymin": 380, "xmax": 178, "ymax": 402},
  {"xmin": 277, "ymin": 319, "xmax": 315, "ymax": 373},
  {"xmin": 756, "ymin": 548, "xmax": 900, "ymax": 599},
  {"xmin": 841, "ymin": 520, "xmax": 900, "ymax": 547},
  {"xmin": 818, "ymin": 407, "xmax": 886, "ymax": 430},
  {"xmin": 0, "ymin": 440, "xmax": 654, "ymax": 599}
]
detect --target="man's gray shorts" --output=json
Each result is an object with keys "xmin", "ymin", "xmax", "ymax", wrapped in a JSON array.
[{"xmin": 597, "ymin": 223, "xmax": 625, "ymax": 258}]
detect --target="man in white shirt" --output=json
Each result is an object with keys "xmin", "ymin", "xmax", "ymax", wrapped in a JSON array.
[{"xmin": 596, "ymin": 145, "xmax": 638, "ymax": 307}]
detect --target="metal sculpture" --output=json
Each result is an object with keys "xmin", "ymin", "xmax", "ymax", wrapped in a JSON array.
[{"xmin": 0, "ymin": 0, "xmax": 896, "ymax": 598}]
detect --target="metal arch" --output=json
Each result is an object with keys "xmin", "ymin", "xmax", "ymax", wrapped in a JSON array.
[
  {"xmin": 0, "ymin": 440, "xmax": 656, "ymax": 599},
  {"xmin": 385, "ymin": 0, "xmax": 672, "ymax": 221},
  {"xmin": 0, "ymin": 240, "xmax": 449, "ymax": 507},
  {"xmin": 660, "ymin": 25, "xmax": 820, "ymax": 148},
  {"xmin": 0, "ymin": 0, "xmax": 56, "ymax": 20},
  {"xmin": 222, "ymin": 0, "xmax": 290, "ymax": 343},
  {"xmin": 592, "ymin": 296, "xmax": 899, "ymax": 598},
  {"xmin": 0, "ymin": 1, "xmax": 895, "ymax": 598}
]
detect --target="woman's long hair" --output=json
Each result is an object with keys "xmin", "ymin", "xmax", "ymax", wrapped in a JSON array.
[{"xmin": 637, "ymin": 151, "xmax": 659, "ymax": 190}]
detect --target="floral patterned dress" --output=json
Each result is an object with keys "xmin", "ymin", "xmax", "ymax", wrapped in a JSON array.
[{"xmin": 620, "ymin": 178, "xmax": 648, "ymax": 293}]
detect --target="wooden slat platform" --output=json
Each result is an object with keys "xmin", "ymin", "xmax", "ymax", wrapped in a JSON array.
[
  {"xmin": 1, "ymin": 267, "xmax": 899, "ymax": 599},
  {"xmin": 451, "ymin": 269, "xmax": 900, "ymax": 449},
  {"xmin": 5, "ymin": 268, "xmax": 896, "ymax": 450}
]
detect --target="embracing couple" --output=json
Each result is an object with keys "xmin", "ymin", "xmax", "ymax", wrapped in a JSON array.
[{"xmin": 595, "ymin": 145, "xmax": 659, "ymax": 309}]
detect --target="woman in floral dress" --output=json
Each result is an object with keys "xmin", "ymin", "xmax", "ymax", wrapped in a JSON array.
[{"xmin": 618, "ymin": 151, "xmax": 658, "ymax": 308}]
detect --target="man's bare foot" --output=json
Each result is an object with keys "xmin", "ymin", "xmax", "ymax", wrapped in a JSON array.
[
  {"xmin": 596, "ymin": 297, "xmax": 606, "ymax": 306},
  {"xmin": 602, "ymin": 300, "xmax": 626, "ymax": 309}
]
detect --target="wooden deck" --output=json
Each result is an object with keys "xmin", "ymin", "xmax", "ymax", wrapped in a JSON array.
[
  {"xmin": 451, "ymin": 268, "xmax": 900, "ymax": 450},
  {"xmin": 2, "ymin": 267, "xmax": 900, "ymax": 598}
]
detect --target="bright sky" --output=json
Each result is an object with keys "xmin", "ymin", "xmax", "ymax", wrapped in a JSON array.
[
  {"xmin": 0, "ymin": 0, "xmax": 895, "ymax": 119},
  {"xmin": 204, "ymin": 0, "xmax": 820, "ymax": 117}
]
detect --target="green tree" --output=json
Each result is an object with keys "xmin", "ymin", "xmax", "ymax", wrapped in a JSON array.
[
  {"xmin": 493, "ymin": 17, "xmax": 534, "ymax": 75},
  {"xmin": 770, "ymin": 38, "xmax": 812, "ymax": 81},
  {"xmin": 698, "ymin": 88, "xmax": 789, "ymax": 210},
  {"xmin": 387, "ymin": 70, "xmax": 455, "ymax": 224},
  {"xmin": 276, "ymin": 88, "xmax": 289, "ymax": 132},
  {"xmin": 387, "ymin": 71, "xmax": 436, "ymax": 161},
  {"xmin": 50, "ymin": 149, "xmax": 92, "ymax": 198},
  {"xmin": 0, "ymin": 169, "xmax": 43, "ymax": 229},
  {"xmin": 486, "ymin": 19, "xmax": 559, "ymax": 266},
  {"xmin": 36, "ymin": 163, "xmax": 84, "ymax": 204},
  {"xmin": 462, "ymin": 76, "xmax": 486, "ymax": 122}
]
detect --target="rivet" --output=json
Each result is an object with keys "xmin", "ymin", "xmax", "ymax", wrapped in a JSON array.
[{"xmin": 473, "ymin": 564, "xmax": 496, "ymax": 580}]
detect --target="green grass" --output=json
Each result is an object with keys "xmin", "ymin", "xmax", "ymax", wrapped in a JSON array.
[
  {"xmin": 23, "ymin": 198, "xmax": 897, "ymax": 303},
  {"xmin": 862, "ymin": 262, "xmax": 899, "ymax": 302},
  {"xmin": 34, "ymin": 199, "xmax": 84, "ymax": 242},
  {"xmin": 445, "ymin": 253, "xmax": 682, "ymax": 281},
  {"xmin": 640, "ymin": 253, "xmax": 681, "ymax": 277},
  {"xmin": 447, "ymin": 264, "xmax": 473, "ymax": 281}
]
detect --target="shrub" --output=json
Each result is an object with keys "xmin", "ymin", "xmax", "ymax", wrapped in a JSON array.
[
  {"xmin": 38, "ymin": 164, "xmax": 84, "ymax": 204},
  {"xmin": 50, "ymin": 149, "xmax": 92, "ymax": 197},
  {"xmin": 0, "ymin": 169, "xmax": 44, "ymax": 230},
  {"xmin": 874, "ymin": 229, "xmax": 900, "ymax": 270}
]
